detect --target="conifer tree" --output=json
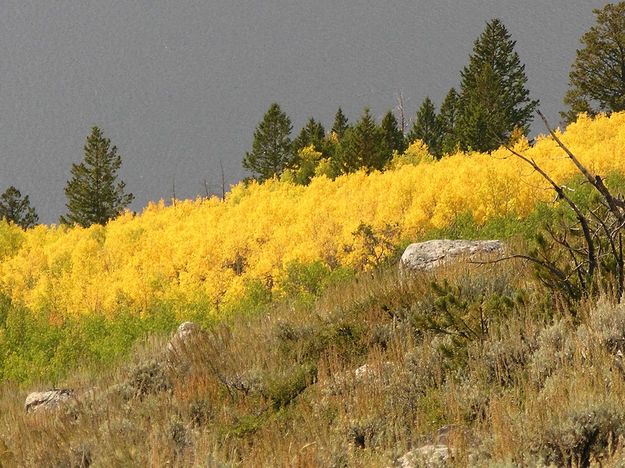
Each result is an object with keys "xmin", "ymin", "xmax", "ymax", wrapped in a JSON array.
[
  {"xmin": 439, "ymin": 88, "xmax": 460, "ymax": 155},
  {"xmin": 61, "ymin": 126, "xmax": 134, "ymax": 227},
  {"xmin": 0, "ymin": 186, "xmax": 38, "ymax": 229},
  {"xmin": 331, "ymin": 107, "xmax": 349, "ymax": 139},
  {"xmin": 242, "ymin": 103, "xmax": 294, "ymax": 181},
  {"xmin": 379, "ymin": 111, "xmax": 406, "ymax": 157},
  {"xmin": 408, "ymin": 97, "xmax": 443, "ymax": 158},
  {"xmin": 293, "ymin": 118, "xmax": 326, "ymax": 153},
  {"xmin": 456, "ymin": 19, "xmax": 538, "ymax": 152},
  {"xmin": 338, "ymin": 108, "xmax": 386, "ymax": 173},
  {"xmin": 562, "ymin": 2, "xmax": 625, "ymax": 123}
]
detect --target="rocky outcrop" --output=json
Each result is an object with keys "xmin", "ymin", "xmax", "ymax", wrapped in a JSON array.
[
  {"xmin": 24, "ymin": 389, "xmax": 74, "ymax": 413},
  {"xmin": 167, "ymin": 322, "xmax": 201, "ymax": 352},
  {"xmin": 322, "ymin": 361, "xmax": 396, "ymax": 398},
  {"xmin": 166, "ymin": 322, "xmax": 204, "ymax": 362},
  {"xmin": 395, "ymin": 425, "xmax": 475, "ymax": 467},
  {"xmin": 400, "ymin": 239, "xmax": 504, "ymax": 272},
  {"xmin": 398, "ymin": 444, "xmax": 450, "ymax": 467}
]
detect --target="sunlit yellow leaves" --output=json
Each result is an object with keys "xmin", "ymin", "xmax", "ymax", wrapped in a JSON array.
[{"xmin": 0, "ymin": 112, "xmax": 624, "ymax": 319}]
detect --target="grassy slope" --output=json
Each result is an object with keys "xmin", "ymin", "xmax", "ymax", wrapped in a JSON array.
[
  {"xmin": 3, "ymin": 255, "xmax": 625, "ymax": 466},
  {"xmin": 3, "ymin": 113, "xmax": 625, "ymax": 465}
]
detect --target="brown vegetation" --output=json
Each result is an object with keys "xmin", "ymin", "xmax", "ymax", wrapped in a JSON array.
[{"xmin": 3, "ymin": 257, "xmax": 625, "ymax": 466}]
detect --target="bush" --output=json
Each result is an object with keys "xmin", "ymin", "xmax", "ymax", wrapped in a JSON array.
[
  {"xmin": 411, "ymin": 278, "xmax": 517, "ymax": 370},
  {"xmin": 124, "ymin": 360, "xmax": 172, "ymax": 399},
  {"xmin": 535, "ymin": 404, "xmax": 625, "ymax": 467},
  {"xmin": 585, "ymin": 300, "xmax": 625, "ymax": 353},
  {"xmin": 528, "ymin": 319, "xmax": 575, "ymax": 387},
  {"xmin": 265, "ymin": 363, "xmax": 317, "ymax": 409}
]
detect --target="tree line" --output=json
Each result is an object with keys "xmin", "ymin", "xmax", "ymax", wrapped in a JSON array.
[
  {"xmin": 243, "ymin": 6, "xmax": 625, "ymax": 182},
  {"xmin": 1, "ymin": 127, "xmax": 134, "ymax": 229},
  {"xmin": 2, "ymin": 3, "xmax": 625, "ymax": 228}
]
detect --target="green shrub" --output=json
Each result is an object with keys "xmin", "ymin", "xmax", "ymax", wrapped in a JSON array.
[
  {"xmin": 125, "ymin": 360, "xmax": 172, "ymax": 399},
  {"xmin": 265, "ymin": 363, "xmax": 317, "ymax": 409},
  {"xmin": 412, "ymin": 279, "xmax": 516, "ymax": 370},
  {"xmin": 535, "ymin": 404, "xmax": 625, "ymax": 467}
]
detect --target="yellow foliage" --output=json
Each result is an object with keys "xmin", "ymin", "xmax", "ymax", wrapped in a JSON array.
[
  {"xmin": 298, "ymin": 145, "xmax": 323, "ymax": 162},
  {"xmin": 388, "ymin": 139, "xmax": 434, "ymax": 168},
  {"xmin": 1, "ymin": 112, "xmax": 625, "ymax": 319}
]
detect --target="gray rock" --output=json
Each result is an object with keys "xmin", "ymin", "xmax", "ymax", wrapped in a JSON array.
[
  {"xmin": 353, "ymin": 362, "xmax": 395, "ymax": 381},
  {"xmin": 398, "ymin": 444, "xmax": 450, "ymax": 467},
  {"xmin": 24, "ymin": 389, "xmax": 74, "ymax": 413},
  {"xmin": 323, "ymin": 362, "xmax": 396, "ymax": 397},
  {"xmin": 166, "ymin": 321, "xmax": 202, "ymax": 356},
  {"xmin": 400, "ymin": 239, "xmax": 504, "ymax": 272},
  {"xmin": 170, "ymin": 321, "xmax": 200, "ymax": 344}
]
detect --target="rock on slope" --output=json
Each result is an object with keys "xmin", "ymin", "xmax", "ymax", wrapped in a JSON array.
[{"xmin": 400, "ymin": 239, "xmax": 504, "ymax": 272}]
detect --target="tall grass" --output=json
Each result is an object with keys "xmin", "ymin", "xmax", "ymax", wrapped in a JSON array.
[{"xmin": 4, "ymin": 253, "xmax": 625, "ymax": 466}]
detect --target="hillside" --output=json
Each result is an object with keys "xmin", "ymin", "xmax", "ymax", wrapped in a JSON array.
[
  {"xmin": 1, "ymin": 113, "xmax": 625, "ymax": 383},
  {"xmin": 2, "ymin": 113, "xmax": 625, "ymax": 465},
  {"xmin": 4, "ymin": 256, "xmax": 625, "ymax": 466},
  {"xmin": 1, "ymin": 113, "xmax": 625, "ymax": 322}
]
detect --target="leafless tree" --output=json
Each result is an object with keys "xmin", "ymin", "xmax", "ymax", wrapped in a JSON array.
[{"xmin": 487, "ymin": 110, "xmax": 625, "ymax": 303}]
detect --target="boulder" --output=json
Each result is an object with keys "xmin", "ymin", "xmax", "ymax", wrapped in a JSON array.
[
  {"xmin": 165, "ymin": 321, "xmax": 208, "ymax": 375},
  {"xmin": 353, "ymin": 362, "xmax": 395, "ymax": 381},
  {"xmin": 166, "ymin": 322, "xmax": 202, "ymax": 356},
  {"xmin": 398, "ymin": 444, "xmax": 450, "ymax": 467},
  {"xmin": 24, "ymin": 389, "xmax": 74, "ymax": 413},
  {"xmin": 400, "ymin": 239, "xmax": 504, "ymax": 272},
  {"xmin": 170, "ymin": 321, "xmax": 200, "ymax": 343},
  {"xmin": 322, "ymin": 361, "xmax": 396, "ymax": 397}
]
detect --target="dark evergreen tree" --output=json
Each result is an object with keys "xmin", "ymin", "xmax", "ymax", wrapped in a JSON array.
[
  {"xmin": 379, "ymin": 111, "xmax": 406, "ymax": 157},
  {"xmin": 457, "ymin": 63, "xmax": 507, "ymax": 152},
  {"xmin": 338, "ymin": 108, "xmax": 386, "ymax": 173},
  {"xmin": 0, "ymin": 186, "xmax": 38, "ymax": 229},
  {"xmin": 408, "ymin": 97, "xmax": 443, "ymax": 158},
  {"xmin": 331, "ymin": 107, "xmax": 349, "ymax": 139},
  {"xmin": 242, "ymin": 103, "xmax": 294, "ymax": 181},
  {"xmin": 562, "ymin": 2, "xmax": 625, "ymax": 123},
  {"xmin": 439, "ymin": 88, "xmax": 460, "ymax": 155},
  {"xmin": 61, "ymin": 126, "xmax": 134, "ymax": 227},
  {"xmin": 456, "ymin": 18, "xmax": 538, "ymax": 152},
  {"xmin": 293, "ymin": 118, "xmax": 326, "ymax": 153}
]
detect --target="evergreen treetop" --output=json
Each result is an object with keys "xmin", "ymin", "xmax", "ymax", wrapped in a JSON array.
[
  {"xmin": 61, "ymin": 126, "xmax": 134, "ymax": 227},
  {"xmin": 408, "ymin": 97, "xmax": 443, "ymax": 158},
  {"xmin": 379, "ymin": 111, "xmax": 406, "ymax": 156},
  {"xmin": 439, "ymin": 88, "xmax": 460, "ymax": 155},
  {"xmin": 562, "ymin": 2, "xmax": 625, "ymax": 123},
  {"xmin": 0, "ymin": 186, "xmax": 39, "ymax": 229},
  {"xmin": 338, "ymin": 108, "xmax": 386, "ymax": 173},
  {"xmin": 456, "ymin": 18, "xmax": 538, "ymax": 152},
  {"xmin": 242, "ymin": 103, "xmax": 294, "ymax": 181},
  {"xmin": 331, "ymin": 107, "xmax": 349, "ymax": 139},
  {"xmin": 293, "ymin": 118, "xmax": 326, "ymax": 154}
]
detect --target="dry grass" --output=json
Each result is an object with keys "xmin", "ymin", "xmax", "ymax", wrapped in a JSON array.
[{"xmin": 2, "ymin": 258, "xmax": 625, "ymax": 466}]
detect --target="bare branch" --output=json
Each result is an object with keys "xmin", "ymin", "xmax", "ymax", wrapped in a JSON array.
[
  {"xmin": 538, "ymin": 110, "xmax": 625, "ymax": 222},
  {"xmin": 504, "ymin": 142, "xmax": 596, "ymax": 278}
]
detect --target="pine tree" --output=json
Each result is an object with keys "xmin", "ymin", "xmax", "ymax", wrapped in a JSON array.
[
  {"xmin": 293, "ymin": 118, "xmax": 326, "ymax": 153},
  {"xmin": 408, "ymin": 97, "xmax": 443, "ymax": 158},
  {"xmin": 562, "ymin": 2, "xmax": 625, "ymax": 123},
  {"xmin": 61, "ymin": 126, "xmax": 134, "ymax": 227},
  {"xmin": 338, "ymin": 108, "xmax": 386, "ymax": 173},
  {"xmin": 379, "ymin": 111, "xmax": 406, "ymax": 157},
  {"xmin": 439, "ymin": 88, "xmax": 460, "ymax": 155},
  {"xmin": 0, "ymin": 186, "xmax": 38, "ymax": 229},
  {"xmin": 331, "ymin": 107, "xmax": 349, "ymax": 139},
  {"xmin": 456, "ymin": 19, "xmax": 538, "ymax": 152},
  {"xmin": 242, "ymin": 103, "xmax": 294, "ymax": 181}
]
